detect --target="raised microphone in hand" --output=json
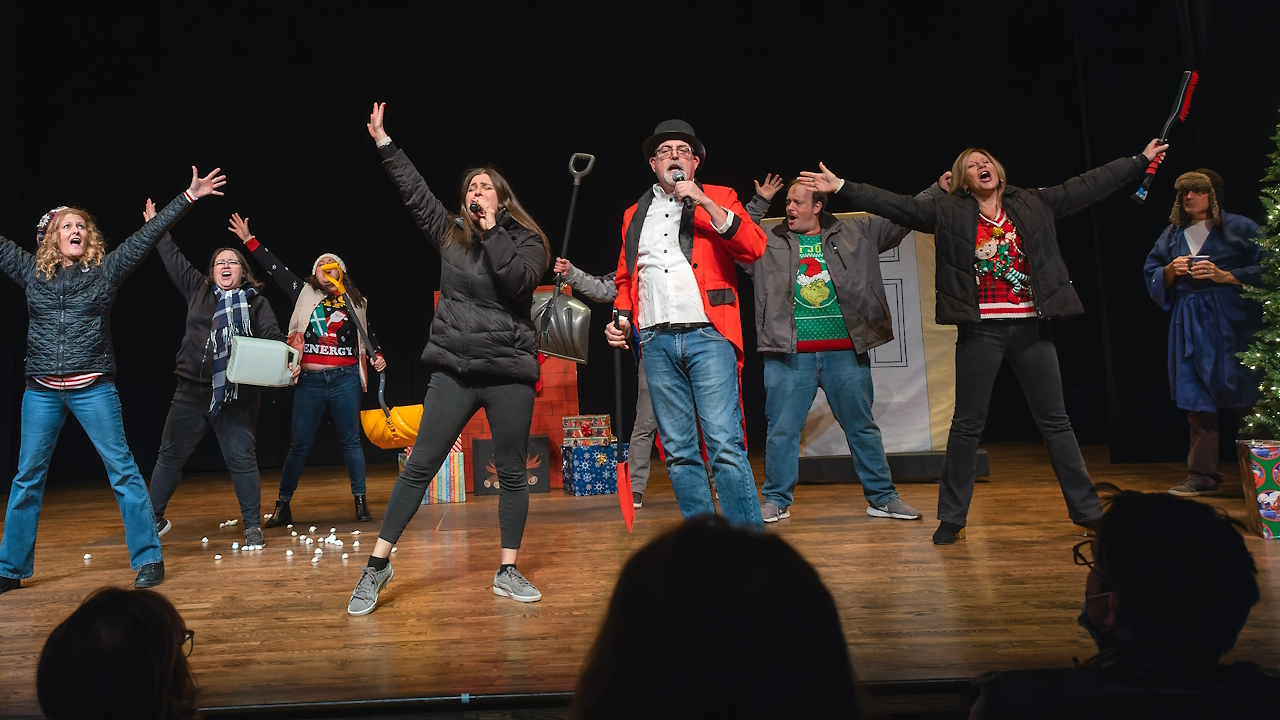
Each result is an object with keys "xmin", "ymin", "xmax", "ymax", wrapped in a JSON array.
[
  {"xmin": 469, "ymin": 201, "xmax": 480, "ymax": 214},
  {"xmin": 672, "ymin": 169, "xmax": 693, "ymax": 211}
]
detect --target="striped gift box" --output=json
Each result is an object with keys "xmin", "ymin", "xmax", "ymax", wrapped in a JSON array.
[{"xmin": 424, "ymin": 451, "xmax": 466, "ymax": 504}]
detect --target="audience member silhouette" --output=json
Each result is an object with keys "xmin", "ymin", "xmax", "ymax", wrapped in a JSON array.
[
  {"xmin": 970, "ymin": 488, "xmax": 1276, "ymax": 719},
  {"xmin": 38, "ymin": 587, "xmax": 199, "ymax": 720},
  {"xmin": 571, "ymin": 514, "xmax": 862, "ymax": 719}
]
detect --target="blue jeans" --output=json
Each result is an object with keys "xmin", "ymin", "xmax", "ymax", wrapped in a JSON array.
[
  {"xmin": 640, "ymin": 325, "xmax": 762, "ymax": 528},
  {"xmin": 1, "ymin": 383, "xmax": 163, "ymax": 578},
  {"xmin": 278, "ymin": 365, "xmax": 366, "ymax": 499},
  {"xmin": 761, "ymin": 351, "xmax": 900, "ymax": 509}
]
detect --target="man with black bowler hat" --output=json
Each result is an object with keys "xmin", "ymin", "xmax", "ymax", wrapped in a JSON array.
[{"xmin": 605, "ymin": 120, "xmax": 768, "ymax": 527}]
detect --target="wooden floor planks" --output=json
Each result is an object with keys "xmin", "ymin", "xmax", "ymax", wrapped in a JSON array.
[{"xmin": 0, "ymin": 443, "xmax": 1277, "ymax": 717}]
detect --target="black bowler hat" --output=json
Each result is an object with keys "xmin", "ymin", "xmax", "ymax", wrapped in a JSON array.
[{"xmin": 642, "ymin": 119, "xmax": 706, "ymax": 161}]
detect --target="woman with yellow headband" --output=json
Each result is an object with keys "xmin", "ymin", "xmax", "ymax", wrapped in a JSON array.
[{"xmin": 230, "ymin": 215, "xmax": 387, "ymax": 526}]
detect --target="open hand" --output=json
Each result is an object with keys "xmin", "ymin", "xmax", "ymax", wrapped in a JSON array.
[
  {"xmin": 371, "ymin": 353, "xmax": 387, "ymax": 372},
  {"xmin": 1142, "ymin": 138, "xmax": 1170, "ymax": 163},
  {"xmin": 605, "ymin": 315, "xmax": 631, "ymax": 349},
  {"xmin": 554, "ymin": 257, "xmax": 573, "ymax": 275},
  {"xmin": 188, "ymin": 166, "xmax": 227, "ymax": 199},
  {"xmin": 228, "ymin": 213, "xmax": 253, "ymax": 243},
  {"xmin": 798, "ymin": 162, "xmax": 842, "ymax": 194},
  {"xmin": 368, "ymin": 102, "xmax": 389, "ymax": 143},
  {"xmin": 142, "ymin": 198, "xmax": 157, "ymax": 222},
  {"xmin": 754, "ymin": 173, "xmax": 785, "ymax": 202}
]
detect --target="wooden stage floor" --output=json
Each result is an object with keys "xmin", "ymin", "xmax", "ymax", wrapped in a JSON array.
[{"xmin": 2, "ymin": 443, "xmax": 1278, "ymax": 718}]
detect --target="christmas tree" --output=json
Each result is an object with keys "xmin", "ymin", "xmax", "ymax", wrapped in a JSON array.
[{"xmin": 1239, "ymin": 114, "xmax": 1280, "ymax": 435}]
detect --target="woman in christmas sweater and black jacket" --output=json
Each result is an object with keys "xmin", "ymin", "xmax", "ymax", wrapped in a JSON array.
[
  {"xmin": 230, "ymin": 215, "xmax": 387, "ymax": 526},
  {"xmin": 146, "ymin": 201, "xmax": 291, "ymax": 551},
  {"xmin": 346, "ymin": 103, "xmax": 550, "ymax": 616},
  {"xmin": 801, "ymin": 138, "xmax": 1167, "ymax": 545},
  {"xmin": 0, "ymin": 167, "xmax": 226, "ymax": 594}
]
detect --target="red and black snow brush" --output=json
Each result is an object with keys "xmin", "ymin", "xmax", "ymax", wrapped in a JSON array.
[{"xmin": 1132, "ymin": 70, "xmax": 1199, "ymax": 204}]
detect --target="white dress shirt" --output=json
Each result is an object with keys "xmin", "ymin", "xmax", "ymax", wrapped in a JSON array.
[{"xmin": 635, "ymin": 184, "xmax": 735, "ymax": 328}]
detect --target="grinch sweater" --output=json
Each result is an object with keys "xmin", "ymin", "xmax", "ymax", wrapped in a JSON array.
[{"xmin": 794, "ymin": 234, "xmax": 854, "ymax": 352}]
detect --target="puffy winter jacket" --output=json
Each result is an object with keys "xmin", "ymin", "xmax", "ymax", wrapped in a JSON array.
[
  {"xmin": 834, "ymin": 156, "xmax": 1147, "ymax": 325},
  {"xmin": 0, "ymin": 193, "xmax": 192, "ymax": 377},
  {"xmin": 379, "ymin": 141, "xmax": 548, "ymax": 383},
  {"xmin": 157, "ymin": 235, "xmax": 285, "ymax": 383}
]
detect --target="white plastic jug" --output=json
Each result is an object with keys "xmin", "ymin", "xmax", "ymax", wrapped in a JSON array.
[{"xmin": 226, "ymin": 337, "xmax": 298, "ymax": 387}]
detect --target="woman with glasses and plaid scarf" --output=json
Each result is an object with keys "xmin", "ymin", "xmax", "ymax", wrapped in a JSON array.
[{"xmin": 146, "ymin": 204, "xmax": 292, "ymax": 552}]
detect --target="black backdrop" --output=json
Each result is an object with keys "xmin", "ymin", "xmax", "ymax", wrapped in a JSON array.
[{"xmin": 2, "ymin": 1, "xmax": 1277, "ymax": 484}]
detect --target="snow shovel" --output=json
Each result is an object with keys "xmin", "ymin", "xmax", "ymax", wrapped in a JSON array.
[
  {"xmin": 613, "ymin": 309, "xmax": 635, "ymax": 532},
  {"xmin": 532, "ymin": 153, "xmax": 595, "ymax": 364},
  {"xmin": 318, "ymin": 262, "xmax": 423, "ymax": 450}
]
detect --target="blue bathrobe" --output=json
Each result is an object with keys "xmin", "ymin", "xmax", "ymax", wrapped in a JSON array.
[{"xmin": 1143, "ymin": 212, "xmax": 1263, "ymax": 413}]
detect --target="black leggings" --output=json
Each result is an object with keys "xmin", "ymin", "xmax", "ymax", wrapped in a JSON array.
[{"xmin": 378, "ymin": 371, "xmax": 536, "ymax": 549}]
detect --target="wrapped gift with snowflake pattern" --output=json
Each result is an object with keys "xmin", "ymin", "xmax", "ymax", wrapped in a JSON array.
[{"xmin": 562, "ymin": 442, "xmax": 629, "ymax": 496}]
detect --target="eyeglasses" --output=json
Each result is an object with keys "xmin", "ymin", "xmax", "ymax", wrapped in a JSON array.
[
  {"xmin": 214, "ymin": 259, "xmax": 241, "ymax": 268},
  {"xmin": 182, "ymin": 629, "xmax": 195, "ymax": 657},
  {"xmin": 655, "ymin": 145, "xmax": 694, "ymax": 159},
  {"xmin": 1072, "ymin": 539, "xmax": 1103, "ymax": 578}
]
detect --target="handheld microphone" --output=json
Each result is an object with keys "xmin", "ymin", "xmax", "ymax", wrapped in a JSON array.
[
  {"xmin": 469, "ymin": 201, "xmax": 480, "ymax": 214},
  {"xmin": 671, "ymin": 169, "xmax": 693, "ymax": 211}
]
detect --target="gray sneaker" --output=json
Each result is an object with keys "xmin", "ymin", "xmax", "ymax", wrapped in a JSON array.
[
  {"xmin": 761, "ymin": 502, "xmax": 790, "ymax": 523},
  {"xmin": 1169, "ymin": 479, "xmax": 1219, "ymax": 497},
  {"xmin": 156, "ymin": 518, "xmax": 172, "ymax": 538},
  {"xmin": 347, "ymin": 563, "xmax": 394, "ymax": 616},
  {"xmin": 493, "ymin": 566, "xmax": 542, "ymax": 603},
  {"xmin": 243, "ymin": 527, "xmax": 265, "ymax": 550},
  {"xmin": 867, "ymin": 498, "xmax": 924, "ymax": 520},
  {"xmin": 632, "ymin": 492, "xmax": 643, "ymax": 509}
]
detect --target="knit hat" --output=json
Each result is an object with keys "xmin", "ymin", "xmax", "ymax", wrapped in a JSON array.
[
  {"xmin": 35, "ymin": 206, "xmax": 70, "ymax": 243},
  {"xmin": 1170, "ymin": 172, "xmax": 1220, "ymax": 226},
  {"xmin": 312, "ymin": 253, "xmax": 348, "ymax": 279}
]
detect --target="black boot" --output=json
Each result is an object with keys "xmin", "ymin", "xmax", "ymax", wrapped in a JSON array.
[
  {"xmin": 264, "ymin": 499, "xmax": 291, "ymax": 528},
  {"xmin": 932, "ymin": 521, "xmax": 966, "ymax": 545},
  {"xmin": 134, "ymin": 561, "xmax": 165, "ymax": 588},
  {"xmin": 354, "ymin": 494, "xmax": 373, "ymax": 522}
]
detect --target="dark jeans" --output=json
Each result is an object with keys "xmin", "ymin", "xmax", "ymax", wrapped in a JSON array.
[
  {"xmin": 278, "ymin": 364, "xmax": 366, "ymax": 499},
  {"xmin": 378, "ymin": 371, "xmax": 535, "ymax": 549},
  {"xmin": 149, "ymin": 378, "xmax": 263, "ymax": 528},
  {"xmin": 939, "ymin": 319, "xmax": 1103, "ymax": 526}
]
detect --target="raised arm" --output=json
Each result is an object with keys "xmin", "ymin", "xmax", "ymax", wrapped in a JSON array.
[
  {"xmin": 230, "ymin": 213, "xmax": 306, "ymax": 300},
  {"xmin": 368, "ymin": 103, "xmax": 451, "ymax": 248},
  {"xmin": 800, "ymin": 162, "xmax": 938, "ymax": 233},
  {"xmin": 0, "ymin": 236, "xmax": 35, "ymax": 288},
  {"xmin": 103, "ymin": 167, "xmax": 226, "ymax": 284},
  {"xmin": 865, "ymin": 175, "xmax": 951, "ymax": 253},
  {"xmin": 745, "ymin": 173, "xmax": 785, "ymax": 225},
  {"xmin": 1037, "ymin": 139, "xmax": 1167, "ymax": 219}
]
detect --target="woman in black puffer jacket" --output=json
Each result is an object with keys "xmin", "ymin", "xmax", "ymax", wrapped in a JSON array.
[
  {"xmin": 0, "ymin": 167, "xmax": 226, "ymax": 594},
  {"xmin": 801, "ymin": 139, "xmax": 1166, "ymax": 545},
  {"xmin": 347, "ymin": 103, "xmax": 549, "ymax": 616}
]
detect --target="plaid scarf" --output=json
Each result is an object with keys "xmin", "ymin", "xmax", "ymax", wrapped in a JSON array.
[{"xmin": 209, "ymin": 286, "xmax": 257, "ymax": 417}]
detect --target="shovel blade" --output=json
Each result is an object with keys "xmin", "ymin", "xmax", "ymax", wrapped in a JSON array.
[{"xmin": 617, "ymin": 460, "xmax": 634, "ymax": 532}]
